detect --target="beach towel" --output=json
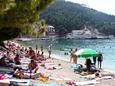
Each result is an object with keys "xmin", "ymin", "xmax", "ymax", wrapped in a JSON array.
[
  {"xmin": 44, "ymin": 64, "xmax": 56, "ymax": 70},
  {"xmin": 44, "ymin": 63, "xmax": 62, "ymax": 70},
  {"xmin": 0, "ymin": 74, "xmax": 6, "ymax": 80},
  {"xmin": 4, "ymin": 74, "xmax": 13, "ymax": 79},
  {"xmin": 34, "ymin": 82, "xmax": 58, "ymax": 86},
  {"xmin": 71, "ymin": 64, "xmax": 83, "ymax": 73},
  {"xmin": 66, "ymin": 80, "xmax": 75, "ymax": 85},
  {"xmin": 101, "ymin": 76, "xmax": 113, "ymax": 80},
  {"xmin": 9, "ymin": 81, "xmax": 19, "ymax": 86},
  {"xmin": 10, "ymin": 79, "xmax": 31, "ymax": 86},
  {"xmin": 0, "ymin": 79, "xmax": 31, "ymax": 86},
  {"xmin": 50, "ymin": 76, "xmax": 72, "ymax": 81},
  {"xmin": 75, "ymin": 80, "xmax": 99, "ymax": 85},
  {"xmin": 50, "ymin": 76, "xmax": 63, "ymax": 81},
  {"xmin": 71, "ymin": 64, "xmax": 82, "ymax": 70}
]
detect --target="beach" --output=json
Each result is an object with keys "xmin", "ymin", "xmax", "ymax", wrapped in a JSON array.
[
  {"xmin": 19, "ymin": 38, "xmax": 115, "ymax": 70},
  {"xmin": 1, "ymin": 0, "xmax": 115, "ymax": 85},
  {"xmin": 19, "ymin": 40, "xmax": 115, "ymax": 86},
  {"xmin": 0, "ymin": 40, "xmax": 115, "ymax": 86},
  {"xmin": 0, "ymin": 57, "xmax": 114, "ymax": 86},
  {"xmin": 40, "ymin": 56, "xmax": 115, "ymax": 86}
]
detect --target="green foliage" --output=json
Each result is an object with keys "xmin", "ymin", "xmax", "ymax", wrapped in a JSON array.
[
  {"xmin": 0, "ymin": 0, "xmax": 15, "ymax": 13},
  {"xmin": 40, "ymin": 0, "xmax": 115, "ymax": 36},
  {"xmin": 0, "ymin": 0, "xmax": 54, "ymax": 41},
  {"xmin": 23, "ymin": 19, "xmax": 46, "ymax": 38},
  {"xmin": 0, "ymin": 27, "xmax": 21, "ymax": 41}
]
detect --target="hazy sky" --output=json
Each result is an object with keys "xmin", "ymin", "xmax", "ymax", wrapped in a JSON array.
[{"xmin": 66, "ymin": 0, "xmax": 115, "ymax": 15}]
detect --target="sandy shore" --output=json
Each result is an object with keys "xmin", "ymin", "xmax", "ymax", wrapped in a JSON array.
[
  {"xmin": 35, "ymin": 56, "xmax": 115, "ymax": 86},
  {"xmin": 9, "ymin": 41, "xmax": 115, "ymax": 86}
]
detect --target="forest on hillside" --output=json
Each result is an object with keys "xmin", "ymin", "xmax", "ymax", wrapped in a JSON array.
[{"xmin": 40, "ymin": 0, "xmax": 115, "ymax": 36}]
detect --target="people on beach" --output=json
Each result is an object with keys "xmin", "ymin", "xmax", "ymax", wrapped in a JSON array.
[
  {"xmin": 36, "ymin": 51, "xmax": 40, "ymax": 57},
  {"xmin": 95, "ymin": 70, "xmax": 102, "ymax": 78},
  {"xmin": 14, "ymin": 68, "xmax": 47, "ymax": 79},
  {"xmin": 93, "ymin": 56, "xmax": 97, "ymax": 66},
  {"xmin": 28, "ymin": 59, "xmax": 38, "ymax": 73},
  {"xmin": 0, "ymin": 54, "xmax": 12, "ymax": 67},
  {"xmin": 36, "ymin": 51, "xmax": 46, "ymax": 62},
  {"xmin": 47, "ymin": 44, "xmax": 52, "ymax": 58},
  {"xmin": 27, "ymin": 47, "xmax": 35, "ymax": 58},
  {"xmin": 5, "ymin": 51, "xmax": 13, "ymax": 63},
  {"xmin": 64, "ymin": 52, "xmax": 68, "ymax": 55},
  {"xmin": 0, "ymin": 55, "xmax": 7, "ymax": 66},
  {"xmin": 70, "ymin": 48, "xmax": 73, "ymax": 62},
  {"xmin": 40, "ymin": 52, "xmax": 45, "ymax": 60},
  {"xmin": 85, "ymin": 58, "xmax": 92, "ymax": 73},
  {"xmin": 98, "ymin": 53, "xmax": 103, "ymax": 69},
  {"xmin": 0, "ymin": 40, "xmax": 107, "ymax": 83},
  {"xmin": 35, "ymin": 45, "xmax": 38, "ymax": 53},
  {"xmin": 14, "ymin": 54, "xmax": 21, "ymax": 65},
  {"xmin": 70, "ymin": 48, "xmax": 78, "ymax": 64},
  {"xmin": 40, "ymin": 45, "xmax": 43, "ymax": 52}
]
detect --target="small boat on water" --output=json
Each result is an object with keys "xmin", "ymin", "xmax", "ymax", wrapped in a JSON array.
[{"xmin": 16, "ymin": 38, "xmax": 33, "ymax": 41}]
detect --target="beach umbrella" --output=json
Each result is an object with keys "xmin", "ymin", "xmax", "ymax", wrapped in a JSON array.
[{"xmin": 75, "ymin": 48, "xmax": 99, "ymax": 58}]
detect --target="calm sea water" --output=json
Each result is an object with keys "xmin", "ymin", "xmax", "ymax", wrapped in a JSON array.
[{"xmin": 19, "ymin": 38, "xmax": 115, "ymax": 70}]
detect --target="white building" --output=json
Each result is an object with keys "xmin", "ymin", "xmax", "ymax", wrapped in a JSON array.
[
  {"xmin": 66, "ymin": 26, "xmax": 98, "ymax": 39},
  {"xmin": 45, "ymin": 25, "xmax": 57, "ymax": 37}
]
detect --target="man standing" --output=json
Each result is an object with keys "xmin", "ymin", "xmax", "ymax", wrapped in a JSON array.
[
  {"xmin": 70, "ymin": 48, "xmax": 78, "ymax": 64},
  {"xmin": 48, "ymin": 44, "xmax": 52, "ymax": 58},
  {"xmin": 93, "ymin": 56, "xmax": 97, "ymax": 66},
  {"xmin": 98, "ymin": 53, "xmax": 103, "ymax": 69},
  {"xmin": 40, "ymin": 45, "xmax": 43, "ymax": 52}
]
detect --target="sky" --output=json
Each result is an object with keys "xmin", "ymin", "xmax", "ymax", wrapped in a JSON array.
[{"xmin": 66, "ymin": 0, "xmax": 115, "ymax": 15}]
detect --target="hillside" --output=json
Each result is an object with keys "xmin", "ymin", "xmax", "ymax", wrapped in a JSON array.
[{"xmin": 40, "ymin": 0, "xmax": 115, "ymax": 36}]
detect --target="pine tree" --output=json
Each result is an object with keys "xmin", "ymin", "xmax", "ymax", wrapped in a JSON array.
[{"xmin": 0, "ymin": 0, "xmax": 54, "ymax": 41}]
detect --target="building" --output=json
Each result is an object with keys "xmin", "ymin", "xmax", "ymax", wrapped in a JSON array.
[
  {"xmin": 46, "ymin": 25, "xmax": 56, "ymax": 36},
  {"xmin": 40, "ymin": 25, "xmax": 57, "ymax": 38},
  {"xmin": 66, "ymin": 26, "xmax": 105, "ymax": 39}
]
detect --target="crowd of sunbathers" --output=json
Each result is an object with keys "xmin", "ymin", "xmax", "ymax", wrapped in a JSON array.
[{"xmin": 0, "ymin": 40, "xmax": 48, "ymax": 79}]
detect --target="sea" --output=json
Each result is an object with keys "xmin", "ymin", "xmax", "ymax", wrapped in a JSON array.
[{"xmin": 19, "ymin": 38, "xmax": 115, "ymax": 71}]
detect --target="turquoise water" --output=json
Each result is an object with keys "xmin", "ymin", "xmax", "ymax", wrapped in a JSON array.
[{"xmin": 19, "ymin": 38, "xmax": 115, "ymax": 70}]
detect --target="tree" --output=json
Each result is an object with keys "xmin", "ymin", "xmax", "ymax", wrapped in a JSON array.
[
  {"xmin": 0, "ymin": 0, "xmax": 54, "ymax": 41},
  {"xmin": 40, "ymin": 0, "xmax": 115, "ymax": 36}
]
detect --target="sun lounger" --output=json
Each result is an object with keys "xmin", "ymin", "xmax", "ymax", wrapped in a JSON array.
[
  {"xmin": 101, "ymin": 76, "xmax": 113, "ymax": 80},
  {"xmin": 75, "ymin": 80, "xmax": 100, "ymax": 85},
  {"xmin": 50, "ymin": 76, "xmax": 72, "ymax": 81},
  {"xmin": 34, "ymin": 82, "xmax": 58, "ymax": 86},
  {"xmin": 81, "ymin": 74, "xmax": 114, "ymax": 80},
  {"xmin": 10, "ymin": 79, "xmax": 31, "ymax": 86},
  {"xmin": 0, "ymin": 79, "xmax": 31, "ymax": 86},
  {"xmin": 49, "ymin": 77, "xmax": 63, "ymax": 81},
  {"xmin": 44, "ymin": 63, "xmax": 62, "ymax": 70}
]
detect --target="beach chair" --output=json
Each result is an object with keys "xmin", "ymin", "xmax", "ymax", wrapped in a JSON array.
[
  {"xmin": 74, "ymin": 80, "xmax": 100, "ymax": 85},
  {"xmin": 9, "ymin": 81, "xmax": 19, "ymax": 86},
  {"xmin": 34, "ymin": 82, "xmax": 58, "ymax": 86},
  {"xmin": 0, "ymin": 79, "xmax": 31, "ymax": 86}
]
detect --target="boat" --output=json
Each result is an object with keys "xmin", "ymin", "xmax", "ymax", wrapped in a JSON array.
[{"xmin": 16, "ymin": 38, "xmax": 33, "ymax": 41}]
